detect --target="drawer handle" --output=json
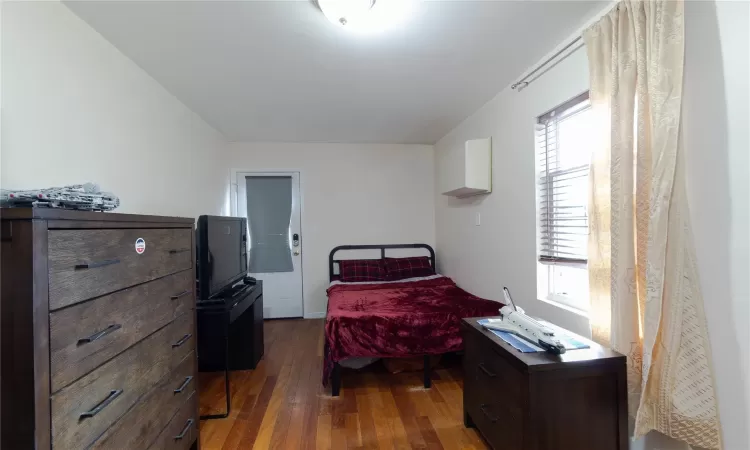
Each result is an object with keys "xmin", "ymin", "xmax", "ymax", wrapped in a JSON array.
[
  {"xmin": 479, "ymin": 404, "xmax": 499, "ymax": 423},
  {"xmin": 77, "ymin": 324, "xmax": 122, "ymax": 345},
  {"xmin": 79, "ymin": 389, "xmax": 123, "ymax": 420},
  {"xmin": 170, "ymin": 290, "xmax": 192, "ymax": 300},
  {"xmin": 174, "ymin": 419, "xmax": 194, "ymax": 440},
  {"xmin": 478, "ymin": 363, "xmax": 497, "ymax": 378},
  {"xmin": 74, "ymin": 259, "xmax": 120, "ymax": 270},
  {"xmin": 169, "ymin": 248, "xmax": 191, "ymax": 254},
  {"xmin": 174, "ymin": 376, "xmax": 194, "ymax": 394},
  {"xmin": 172, "ymin": 333, "xmax": 192, "ymax": 348}
]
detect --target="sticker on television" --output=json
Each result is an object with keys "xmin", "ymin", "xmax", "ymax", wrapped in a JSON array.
[{"xmin": 135, "ymin": 238, "xmax": 146, "ymax": 254}]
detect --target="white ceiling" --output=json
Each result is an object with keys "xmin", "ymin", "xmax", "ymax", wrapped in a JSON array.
[{"xmin": 65, "ymin": 0, "xmax": 604, "ymax": 144}]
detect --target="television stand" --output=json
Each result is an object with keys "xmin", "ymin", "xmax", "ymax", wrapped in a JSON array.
[{"xmin": 196, "ymin": 280, "xmax": 263, "ymax": 420}]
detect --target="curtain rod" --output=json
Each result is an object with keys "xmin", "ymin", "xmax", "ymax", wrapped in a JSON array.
[{"xmin": 511, "ymin": 35, "xmax": 583, "ymax": 91}]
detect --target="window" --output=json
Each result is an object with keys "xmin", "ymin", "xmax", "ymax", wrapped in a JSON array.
[{"xmin": 536, "ymin": 92, "xmax": 593, "ymax": 312}]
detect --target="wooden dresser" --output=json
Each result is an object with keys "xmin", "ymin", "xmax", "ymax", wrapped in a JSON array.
[
  {"xmin": 1, "ymin": 208, "xmax": 199, "ymax": 450},
  {"xmin": 461, "ymin": 317, "xmax": 628, "ymax": 450}
]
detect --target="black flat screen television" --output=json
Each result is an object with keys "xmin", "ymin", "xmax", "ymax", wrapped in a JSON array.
[{"xmin": 196, "ymin": 215, "xmax": 248, "ymax": 299}]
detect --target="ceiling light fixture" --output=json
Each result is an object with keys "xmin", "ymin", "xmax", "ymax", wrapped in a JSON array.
[
  {"xmin": 317, "ymin": 0, "xmax": 417, "ymax": 34},
  {"xmin": 319, "ymin": 0, "xmax": 375, "ymax": 27}
]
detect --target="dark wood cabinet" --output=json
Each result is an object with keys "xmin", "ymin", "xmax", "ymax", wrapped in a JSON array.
[
  {"xmin": 1, "ymin": 208, "xmax": 199, "ymax": 450},
  {"xmin": 461, "ymin": 317, "xmax": 628, "ymax": 450}
]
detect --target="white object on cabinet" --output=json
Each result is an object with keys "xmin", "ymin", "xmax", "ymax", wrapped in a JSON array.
[{"xmin": 442, "ymin": 137, "xmax": 492, "ymax": 198}]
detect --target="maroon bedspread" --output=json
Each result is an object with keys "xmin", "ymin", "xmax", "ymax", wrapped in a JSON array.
[{"xmin": 323, "ymin": 276, "xmax": 501, "ymax": 383}]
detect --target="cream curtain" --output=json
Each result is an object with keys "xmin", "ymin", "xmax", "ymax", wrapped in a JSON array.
[{"xmin": 583, "ymin": 1, "xmax": 722, "ymax": 448}]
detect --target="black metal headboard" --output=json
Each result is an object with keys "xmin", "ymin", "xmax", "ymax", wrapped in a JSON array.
[{"xmin": 329, "ymin": 244, "xmax": 436, "ymax": 282}]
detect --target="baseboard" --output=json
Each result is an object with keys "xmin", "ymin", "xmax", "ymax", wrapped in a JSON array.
[{"xmin": 304, "ymin": 312, "xmax": 326, "ymax": 319}]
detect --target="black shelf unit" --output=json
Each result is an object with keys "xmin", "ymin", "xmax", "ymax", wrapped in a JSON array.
[{"xmin": 196, "ymin": 280, "xmax": 264, "ymax": 420}]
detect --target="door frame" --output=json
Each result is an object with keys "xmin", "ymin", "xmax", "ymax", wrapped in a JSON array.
[{"xmin": 230, "ymin": 169, "xmax": 305, "ymax": 317}]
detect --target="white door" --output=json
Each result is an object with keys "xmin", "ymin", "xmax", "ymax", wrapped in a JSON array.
[{"xmin": 236, "ymin": 172, "xmax": 303, "ymax": 318}]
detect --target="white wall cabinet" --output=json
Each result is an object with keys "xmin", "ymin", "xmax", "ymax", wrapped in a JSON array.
[{"xmin": 442, "ymin": 137, "xmax": 492, "ymax": 198}]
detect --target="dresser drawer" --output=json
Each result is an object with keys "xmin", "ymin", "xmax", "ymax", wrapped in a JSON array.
[
  {"xmin": 48, "ymin": 228, "xmax": 193, "ymax": 310},
  {"xmin": 466, "ymin": 399, "xmax": 523, "ymax": 450},
  {"xmin": 51, "ymin": 313, "xmax": 195, "ymax": 450},
  {"xmin": 50, "ymin": 270, "xmax": 194, "ymax": 392},
  {"xmin": 89, "ymin": 352, "xmax": 196, "ymax": 450},
  {"xmin": 464, "ymin": 329, "xmax": 525, "ymax": 406},
  {"xmin": 148, "ymin": 392, "xmax": 198, "ymax": 450},
  {"xmin": 464, "ymin": 330, "xmax": 525, "ymax": 450}
]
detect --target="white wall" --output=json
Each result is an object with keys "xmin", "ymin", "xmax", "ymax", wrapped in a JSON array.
[
  {"xmin": 226, "ymin": 142, "xmax": 435, "ymax": 318},
  {"xmin": 435, "ymin": 47, "xmax": 592, "ymax": 334},
  {"xmin": 1, "ymin": 1, "xmax": 228, "ymax": 218},
  {"xmin": 681, "ymin": 2, "xmax": 749, "ymax": 450},
  {"xmin": 434, "ymin": 1, "xmax": 749, "ymax": 449}
]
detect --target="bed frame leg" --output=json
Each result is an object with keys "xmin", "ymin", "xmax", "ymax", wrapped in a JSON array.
[
  {"xmin": 332, "ymin": 362, "xmax": 341, "ymax": 397},
  {"xmin": 423, "ymin": 355, "xmax": 431, "ymax": 389}
]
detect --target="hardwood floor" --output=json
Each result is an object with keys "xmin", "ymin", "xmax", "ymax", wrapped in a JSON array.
[{"xmin": 198, "ymin": 319, "xmax": 489, "ymax": 449}]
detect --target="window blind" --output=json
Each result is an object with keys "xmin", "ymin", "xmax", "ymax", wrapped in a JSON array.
[{"xmin": 537, "ymin": 92, "xmax": 590, "ymax": 266}]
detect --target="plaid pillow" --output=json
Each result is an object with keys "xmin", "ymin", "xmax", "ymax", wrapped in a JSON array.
[
  {"xmin": 338, "ymin": 259, "xmax": 385, "ymax": 282},
  {"xmin": 383, "ymin": 256, "xmax": 435, "ymax": 281}
]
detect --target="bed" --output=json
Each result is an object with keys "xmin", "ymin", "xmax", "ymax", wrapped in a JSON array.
[{"xmin": 324, "ymin": 244, "xmax": 502, "ymax": 396}]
